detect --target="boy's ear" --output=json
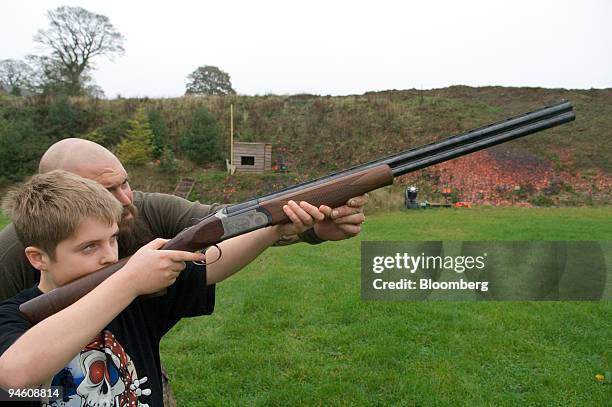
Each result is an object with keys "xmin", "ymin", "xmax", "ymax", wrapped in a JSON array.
[{"xmin": 24, "ymin": 246, "xmax": 51, "ymax": 272}]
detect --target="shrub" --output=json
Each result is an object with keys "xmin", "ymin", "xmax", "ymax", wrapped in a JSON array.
[
  {"xmin": 147, "ymin": 110, "xmax": 169, "ymax": 159},
  {"xmin": 237, "ymin": 131, "xmax": 256, "ymax": 142},
  {"xmin": 0, "ymin": 116, "xmax": 48, "ymax": 185},
  {"xmin": 83, "ymin": 128, "xmax": 106, "ymax": 145},
  {"xmin": 116, "ymin": 108, "xmax": 153, "ymax": 166},
  {"xmin": 47, "ymin": 95, "xmax": 88, "ymax": 138},
  {"xmin": 181, "ymin": 107, "xmax": 221, "ymax": 165},
  {"xmin": 530, "ymin": 194, "xmax": 554, "ymax": 207},
  {"xmin": 99, "ymin": 118, "xmax": 129, "ymax": 148},
  {"xmin": 158, "ymin": 146, "xmax": 179, "ymax": 174}
]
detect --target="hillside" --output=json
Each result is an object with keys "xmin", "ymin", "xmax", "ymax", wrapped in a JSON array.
[{"xmin": 0, "ymin": 86, "xmax": 610, "ymax": 206}]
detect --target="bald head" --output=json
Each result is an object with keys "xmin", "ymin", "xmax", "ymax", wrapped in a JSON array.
[
  {"xmin": 39, "ymin": 138, "xmax": 135, "ymax": 219},
  {"xmin": 39, "ymin": 138, "xmax": 120, "ymax": 174}
]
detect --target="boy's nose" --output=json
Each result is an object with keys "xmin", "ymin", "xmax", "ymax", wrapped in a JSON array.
[{"xmin": 100, "ymin": 244, "xmax": 118, "ymax": 265}]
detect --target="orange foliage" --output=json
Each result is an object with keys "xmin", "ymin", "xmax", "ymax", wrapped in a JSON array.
[{"xmin": 398, "ymin": 149, "xmax": 611, "ymax": 206}]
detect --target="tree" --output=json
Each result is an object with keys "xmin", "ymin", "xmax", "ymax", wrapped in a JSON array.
[
  {"xmin": 47, "ymin": 95, "xmax": 83, "ymax": 137},
  {"xmin": 181, "ymin": 107, "xmax": 222, "ymax": 165},
  {"xmin": 0, "ymin": 113, "xmax": 49, "ymax": 186},
  {"xmin": 147, "ymin": 110, "xmax": 169, "ymax": 159},
  {"xmin": 116, "ymin": 108, "xmax": 154, "ymax": 165},
  {"xmin": 33, "ymin": 6, "xmax": 125, "ymax": 96},
  {"xmin": 0, "ymin": 59, "xmax": 35, "ymax": 96},
  {"xmin": 25, "ymin": 55, "xmax": 67, "ymax": 95},
  {"xmin": 158, "ymin": 147, "xmax": 179, "ymax": 174},
  {"xmin": 25, "ymin": 54, "xmax": 105, "ymax": 96},
  {"xmin": 185, "ymin": 65, "xmax": 236, "ymax": 96}
]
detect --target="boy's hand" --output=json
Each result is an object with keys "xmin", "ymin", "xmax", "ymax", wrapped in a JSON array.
[{"xmin": 123, "ymin": 238, "xmax": 206, "ymax": 296}]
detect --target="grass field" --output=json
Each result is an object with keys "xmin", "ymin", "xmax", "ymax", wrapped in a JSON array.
[
  {"xmin": 156, "ymin": 207, "xmax": 611, "ymax": 406},
  {"xmin": 1, "ymin": 207, "xmax": 610, "ymax": 405}
]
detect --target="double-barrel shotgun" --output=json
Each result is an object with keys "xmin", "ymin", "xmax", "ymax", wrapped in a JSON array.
[{"xmin": 20, "ymin": 100, "xmax": 575, "ymax": 324}]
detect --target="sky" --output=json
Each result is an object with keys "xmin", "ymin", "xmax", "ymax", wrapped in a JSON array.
[{"xmin": 2, "ymin": 0, "xmax": 611, "ymax": 98}]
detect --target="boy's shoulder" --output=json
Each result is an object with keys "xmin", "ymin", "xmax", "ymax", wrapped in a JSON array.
[
  {"xmin": 0, "ymin": 286, "xmax": 41, "ymax": 310},
  {"xmin": 0, "ymin": 286, "xmax": 40, "ymax": 356},
  {"xmin": 0, "ymin": 286, "xmax": 41, "ymax": 328}
]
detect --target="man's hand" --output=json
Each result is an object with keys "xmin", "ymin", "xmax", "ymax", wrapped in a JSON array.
[
  {"xmin": 271, "ymin": 195, "xmax": 368, "ymax": 245},
  {"xmin": 314, "ymin": 194, "xmax": 368, "ymax": 241}
]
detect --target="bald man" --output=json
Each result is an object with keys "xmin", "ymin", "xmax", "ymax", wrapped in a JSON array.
[{"xmin": 0, "ymin": 138, "xmax": 367, "ymax": 300}]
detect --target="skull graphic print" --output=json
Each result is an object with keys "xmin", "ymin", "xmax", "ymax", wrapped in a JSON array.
[{"xmin": 43, "ymin": 330, "xmax": 152, "ymax": 407}]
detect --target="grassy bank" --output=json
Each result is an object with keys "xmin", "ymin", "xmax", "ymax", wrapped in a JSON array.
[
  {"xmin": 3, "ymin": 86, "xmax": 611, "ymax": 204},
  {"xmin": 160, "ymin": 207, "xmax": 612, "ymax": 406}
]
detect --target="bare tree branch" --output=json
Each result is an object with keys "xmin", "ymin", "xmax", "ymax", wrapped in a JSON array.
[
  {"xmin": 33, "ymin": 6, "xmax": 125, "ymax": 96},
  {"xmin": 0, "ymin": 59, "xmax": 36, "ymax": 95}
]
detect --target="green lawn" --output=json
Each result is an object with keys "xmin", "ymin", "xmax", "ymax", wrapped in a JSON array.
[
  {"xmin": 1, "ymin": 208, "xmax": 610, "ymax": 405},
  {"xmin": 159, "ymin": 207, "xmax": 612, "ymax": 406}
]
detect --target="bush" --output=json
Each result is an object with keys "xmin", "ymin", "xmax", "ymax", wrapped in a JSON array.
[
  {"xmin": 237, "ymin": 131, "xmax": 256, "ymax": 142},
  {"xmin": 530, "ymin": 194, "xmax": 554, "ymax": 207},
  {"xmin": 116, "ymin": 108, "xmax": 153, "ymax": 166},
  {"xmin": 147, "ymin": 110, "xmax": 169, "ymax": 159},
  {"xmin": 46, "ymin": 95, "xmax": 88, "ymax": 138},
  {"xmin": 99, "ymin": 118, "xmax": 130, "ymax": 148},
  {"xmin": 0, "ymin": 116, "xmax": 48, "ymax": 185},
  {"xmin": 83, "ymin": 128, "xmax": 106, "ymax": 145},
  {"xmin": 158, "ymin": 146, "xmax": 179, "ymax": 174},
  {"xmin": 181, "ymin": 107, "xmax": 222, "ymax": 165}
]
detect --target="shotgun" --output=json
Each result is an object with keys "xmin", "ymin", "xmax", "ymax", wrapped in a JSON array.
[{"xmin": 19, "ymin": 101, "xmax": 575, "ymax": 324}]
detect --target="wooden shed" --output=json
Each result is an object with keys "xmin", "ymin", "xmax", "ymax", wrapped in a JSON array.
[{"xmin": 232, "ymin": 142, "xmax": 272, "ymax": 173}]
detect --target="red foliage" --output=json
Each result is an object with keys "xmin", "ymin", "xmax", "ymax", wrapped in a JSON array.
[{"xmin": 397, "ymin": 149, "xmax": 611, "ymax": 206}]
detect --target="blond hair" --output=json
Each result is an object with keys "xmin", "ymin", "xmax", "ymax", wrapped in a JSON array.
[{"xmin": 2, "ymin": 170, "xmax": 123, "ymax": 259}]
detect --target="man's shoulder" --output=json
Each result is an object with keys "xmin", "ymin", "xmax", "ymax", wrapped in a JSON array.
[
  {"xmin": 132, "ymin": 190, "xmax": 176, "ymax": 206},
  {"xmin": 0, "ymin": 223, "xmax": 20, "ymax": 258},
  {"xmin": 132, "ymin": 190, "xmax": 199, "ymax": 212},
  {"xmin": 0, "ymin": 223, "xmax": 39, "ymax": 301},
  {"xmin": 131, "ymin": 190, "xmax": 225, "ymax": 237}
]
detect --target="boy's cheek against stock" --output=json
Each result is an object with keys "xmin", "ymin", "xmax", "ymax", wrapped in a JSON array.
[{"xmin": 46, "ymin": 220, "xmax": 120, "ymax": 287}]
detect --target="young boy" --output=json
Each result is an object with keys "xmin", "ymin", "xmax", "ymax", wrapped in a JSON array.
[
  {"xmin": 0, "ymin": 171, "xmax": 215, "ymax": 406},
  {"xmin": 0, "ymin": 170, "xmax": 324, "ymax": 406}
]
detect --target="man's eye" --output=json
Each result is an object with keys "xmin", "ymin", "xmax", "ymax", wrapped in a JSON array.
[{"xmin": 83, "ymin": 244, "xmax": 96, "ymax": 252}]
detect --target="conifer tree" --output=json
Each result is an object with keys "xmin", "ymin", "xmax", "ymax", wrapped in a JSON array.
[
  {"xmin": 116, "ymin": 108, "xmax": 153, "ymax": 165},
  {"xmin": 181, "ymin": 107, "xmax": 222, "ymax": 165}
]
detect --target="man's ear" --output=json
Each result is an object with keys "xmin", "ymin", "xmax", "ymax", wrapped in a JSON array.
[{"xmin": 24, "ymin": 246, "xmax": 51, "ymax": 271}]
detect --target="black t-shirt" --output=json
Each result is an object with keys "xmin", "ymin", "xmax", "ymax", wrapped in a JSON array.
[{"xmin": 0, "ymin": 262, "xmax": 214, "ymax": 406}]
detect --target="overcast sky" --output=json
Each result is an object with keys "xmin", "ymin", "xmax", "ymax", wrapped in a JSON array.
[{"xmin": 2, "ymin": 0, "xmax": 611, "ymax": 98}]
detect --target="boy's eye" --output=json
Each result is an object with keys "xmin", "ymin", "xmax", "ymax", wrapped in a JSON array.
[{"xmin": 82, "ymin": 243, "xmax": 97, "ymax": 252}]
